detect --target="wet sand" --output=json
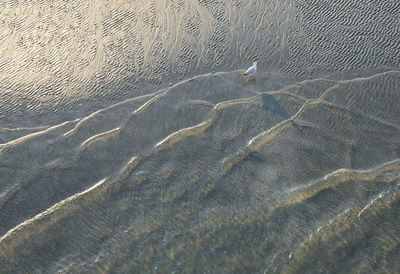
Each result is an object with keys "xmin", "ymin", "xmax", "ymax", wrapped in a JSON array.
[{"xmin": 1, "ymin": 0, "xmax": 400, "ymax": 273}]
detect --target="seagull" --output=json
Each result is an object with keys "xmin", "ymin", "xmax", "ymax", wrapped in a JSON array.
[{"xmin": 243, "ymin": 62, "xmax": 257, "ymax": 77}]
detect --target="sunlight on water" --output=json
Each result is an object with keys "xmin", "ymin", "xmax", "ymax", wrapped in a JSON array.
[{"xmin": 1, "ymin": 0, "xmax": 400, "ymax": 273}]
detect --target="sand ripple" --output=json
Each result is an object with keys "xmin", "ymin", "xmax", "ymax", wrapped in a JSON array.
[
  {"xmin": 1, "ymin": 0, "xmax": 399, "ymax": 128},
  {"xmin": 1, "ymin": 69, "xmax": 400, "ymax": 272}
]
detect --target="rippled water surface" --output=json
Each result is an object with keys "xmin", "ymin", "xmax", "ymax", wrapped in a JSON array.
[{"xmin": 1, "ymin": 0, "xmax": 400, "ymax": 273}]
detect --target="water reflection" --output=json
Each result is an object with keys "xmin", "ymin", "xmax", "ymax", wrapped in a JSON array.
[{"xmin": 0, "ymin": 0, "xmax": 400, "ymax": 273}]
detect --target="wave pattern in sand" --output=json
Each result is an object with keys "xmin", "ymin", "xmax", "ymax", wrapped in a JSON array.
[
  {"xmin": 1, "ymin": 70, "xmax": 400, "ymax": 272},
  {"xmin": 1, "ymin": 0, "xmax": 399, "ymax": 127}
]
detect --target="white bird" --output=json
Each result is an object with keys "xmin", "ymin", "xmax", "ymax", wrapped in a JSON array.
[{"xmin": 243, "ymin": 62, "xmax": 257, "ymax": 76}]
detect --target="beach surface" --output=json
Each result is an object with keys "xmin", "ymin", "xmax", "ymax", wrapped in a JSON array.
[{"xmin": 1, "ymin": 0, "xmax": 400, "ymax": 272}]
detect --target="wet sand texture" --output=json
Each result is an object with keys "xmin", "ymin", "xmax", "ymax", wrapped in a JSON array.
[
  {"xmin": 0, "ymin": 0, "xmax": 399, "ymax": 127},
  {"xmin": 1, "ymin": 0, "xmax": 400, "ymax": 273}
]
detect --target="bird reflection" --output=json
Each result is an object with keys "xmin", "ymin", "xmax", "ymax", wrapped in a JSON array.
[{"xmin": 243, "ymin": 77, "xmax": 256, "ymax": 87}]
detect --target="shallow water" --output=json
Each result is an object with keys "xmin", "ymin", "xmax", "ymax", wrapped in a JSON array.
[{"xmin": 1, "ymin": 0, "xmax": 400, "ymax": 273}]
